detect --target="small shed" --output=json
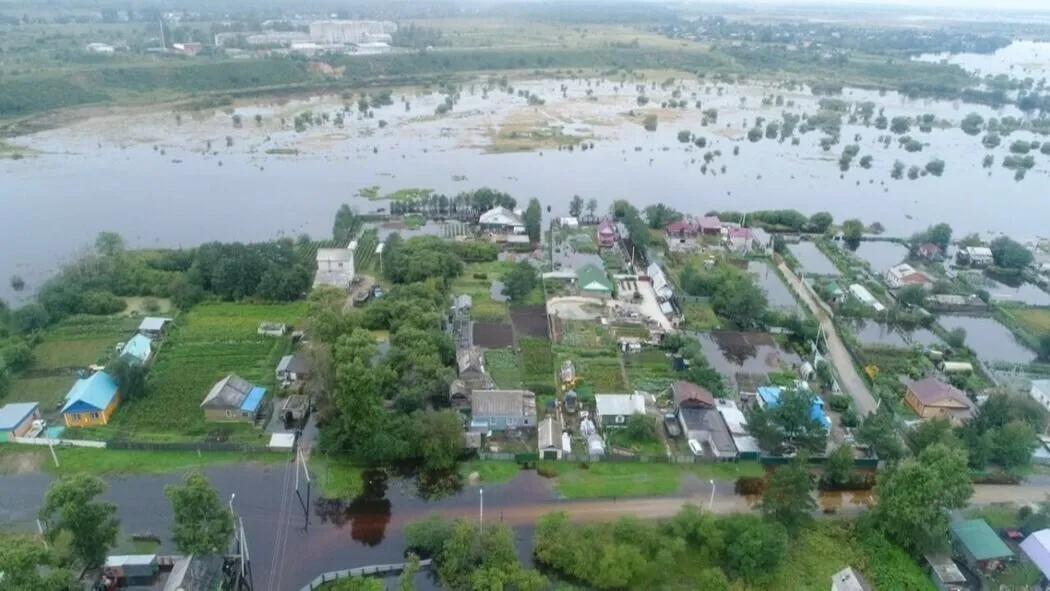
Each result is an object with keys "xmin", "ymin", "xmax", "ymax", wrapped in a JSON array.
[
  {"xmin": 104, "ymin": 554, "xmax": 159, "ymax": 585},
  {"xmin": 925, "ymin": 553, "xmax": 975, "ymax": 591},
  {"xmin": 830, "ymin": 566, "xmax": 871, "ymax": 591},
  {"xmin": 258, "ymin": 322, "xmax": 288, "ymax": 337},
  {"xmin": 137, "ymin": 317, "xmax": 171, "ymax": 338},
  {"xmin": 0, "ymin": 402, "xmax": 41, "ymax": 442},
  {"xmin": 276, "ymin": 354, "xmax": 311, "ymax": 383},
  {"xmin": 949, "ymin": 519, "xmax": 1014, "ymax": 572},
  {"xmin": 594, "ymin": 393, "xmax": 646, "ymax": 427},
  {"xmin": 538, "ymin": 417, "xmax": 563, "ymax": 459}
]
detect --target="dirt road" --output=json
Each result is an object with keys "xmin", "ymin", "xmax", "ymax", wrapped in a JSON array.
[{"xmin": 777, "ymin": 261, "xmax": 878, "ymax": 415}]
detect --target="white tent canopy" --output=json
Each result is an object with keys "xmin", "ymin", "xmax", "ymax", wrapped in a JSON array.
[{"xmin": 1021, "ymin": 529, "xmax": 1050, "ymax": 579}]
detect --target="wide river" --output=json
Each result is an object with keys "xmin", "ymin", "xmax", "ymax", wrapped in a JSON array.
[{"xmin": 3, "ymin": 44, "xmax": 1049, "ymax": 302}]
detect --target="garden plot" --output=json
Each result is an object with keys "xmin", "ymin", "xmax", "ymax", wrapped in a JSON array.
[
  {"xmin": 520, "ymin": 337, "xmax": 555, "ymax": 386},
  {"xmin": 510, "ymin": 305, "xmax": 549, "ymax": 339},
  {"xmin": 90, "ymin": 302, "xmax": 304, "ymax": 442},
  {"xmin": 483, "ymin": 348, "xmax": 522, "ymax": 388},
  {"xmin": 623, "ymin": 348, "xmax": 677, "ymax": 392},
  {"xmin": 473, "ymin": 322, "xmax": 515, "ymax": 348},
  {"xmin": 554, "ymin": 319, "xmax": 616, "ymax": 349},
  {"xmin": 29, "ymin": 315, "xmax": 138, "ymax": 371}
]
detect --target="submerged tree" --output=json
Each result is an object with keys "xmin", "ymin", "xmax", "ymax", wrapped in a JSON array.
[{"xmin": 166, "ymin": 472, "xmax": 234, "ymax": 555}]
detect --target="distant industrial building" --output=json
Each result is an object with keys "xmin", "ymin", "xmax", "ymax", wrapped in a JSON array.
[{"xmin": 309, "ymin": 20, "xmax": 397, "ymax": 45}]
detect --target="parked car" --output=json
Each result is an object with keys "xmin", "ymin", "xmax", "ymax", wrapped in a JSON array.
[
  {"xmin": 373, "ymin": 286, "xmax": 385, "ymax": 298},
  {"xmin": 687, "ymin": 439, "xmax": 703, "ymax": 456}
]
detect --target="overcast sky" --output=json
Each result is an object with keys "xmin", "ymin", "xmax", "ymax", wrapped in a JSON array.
[{"xmin": 723, "ymin": 0, "xmax": 1050, "ymax": 10}]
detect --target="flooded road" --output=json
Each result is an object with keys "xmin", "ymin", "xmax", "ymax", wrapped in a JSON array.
[{"xmin": 3, "ymin": 59, "xmax": 1050, "ymax": 301}]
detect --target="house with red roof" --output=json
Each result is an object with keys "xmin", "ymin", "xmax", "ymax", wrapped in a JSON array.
[
  {"xmin": 697, "ymin": 216, "xmax": 722, "ymax": 235},
  {"xmin": 665, "ymin": 220, "xmax": 698, "ymax": 239},
  {"xmin": 597, "ymin": 219, "xmax": 617, "ymax": 248}
]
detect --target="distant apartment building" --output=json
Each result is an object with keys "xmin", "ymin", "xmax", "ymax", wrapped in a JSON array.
[{"xmin": 308, "ymin": 20, "xmax": 397, "ymax": 45}]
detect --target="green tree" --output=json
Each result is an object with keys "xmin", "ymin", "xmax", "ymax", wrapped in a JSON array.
[
  {"xmin": 1039, "ymin": 334, "xmax": 1050, "ymax": 361},
  {"xmin": 855, "ymin": 407, "xmax": 905, "ymax": 462},
  {"xmin": 718, "ymin": 514, "xmax": 789, "ymax": 581},
  {"xmin": 945, "ymin": 327, "xmax": 967, "ymax": 349},
  {"xmin": 991, "ymin": 420, "xmax": 1037, "ymax": 471},
  {"xmin": 824, "ymin": 444, "xmax": 856, "ymax": 486},
  {"xmin": 165, "ymin": 472, "xmax": 234, "ymax": 555},
  {"xmin": 809, "ymin": 212, "xmax": 834, "ymax": 233},
  {"xmin": 437, "ymin": 519, "xmax": 545, "ymax": 591},
  {"xmin": 710, "ymin": 269, "xmax": 768, "ymax": 330},
  {"xmin": 39, "ymin": 474, "xmax": 120, "ymax": 569},
  {"xmin": 890, "ymin": 116, "xmax": 911, "ymax": 134},
  {"xmin": 925, "ymin": 158, "xmax": 945, "ymax": 177},
  {"xmin": 758, "ymin": 459, "xmax": 816, "ymax": 530},
  {"xmin": 106, "ymin": 355, "xmax": 148, "ymax": 400},
  {"xmin": 501, "ymin": 261, "xmax": 538, "ymax": 302},
  {"xmin": 904, "ymin": 416, "xmax": 958, "ymax": 455},
  {"xmin": 625, "ymin": 413, "xmax": 656, "ymax": 441},
  {"xmin": 897, "ymin": 285, "xmax": 927, "ymax": 308},
  {"xmin": 841, "ymin": 219, "xmax": 864, "ymax": 242},
  {"xmin": 568, "ymin": 194, "xmax": 584, "ymax": 218},
  {"xmin": 0, "ymin": 537, "xmax": 75, "ymax": 591},
  {"xmin": 643, "ymin": 114, "xmax": 658, "ymax": 131},
  {"xmin": 94, "ymin": 231, "xmax": 125, "ymax": 258},
  {"xmin": 586, "ymin": 197, "xmax": 598, "ymax": 217},
  {"xmin": 398, "ymin": 553, "xmax": 420, "ymax": 591},
  {"xmin": 10, "ymin": 274, "xmax": 25, "ymax": 292},
  {"xmin": 990, "ymin": 236, "xmax": 1034, "ymax": 270},
  {"xmin": 869, "ymin": 443, "xmax": 973, "ymax": 555},
  {"xmin": 412, "ymin": 410, "xmax": 465, "ymax": 471},
  {"xmin": 523, "ymin": 198, "xmax": 542, "ymax": 242},
  {"xmin": 644, "ymin": 204, "xmax": 683, "ymax": 229},
  {"xmin": 332, "ymin": 204, "xmax": 361, "ymax": 243},
  {"xmin": 13, "ymin": 303, "xmax": 49, "ymax": 333},
  {"xmin": 961, "ymin": 113, "xmax": 984, "ymax": 135},
  {"xmin": 677, "ymin": 129, "xmax": 693, "ymax": 143},
  {"xmin": 746, "ymin": 389, "xmax": 828, "ymax": 454}
]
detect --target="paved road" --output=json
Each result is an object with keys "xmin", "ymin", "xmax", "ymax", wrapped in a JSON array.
[{"xmin": 777, "ymin": 261, "xmax": 878, "ymax": 415}]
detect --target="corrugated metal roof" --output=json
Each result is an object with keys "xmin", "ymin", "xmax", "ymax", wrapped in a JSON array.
[
  {"xmin": 239, "ymin": 387, "xmax": 266, "ymax": 412},
  {"xmin": 595, "ymin": 393, "xmax": 645, "ymax": 417},
  {"xmin": 951, "ymin": 519, "xmax": 1014, "ymax": 561},
  {"xmin": 0, "ymin": 402, "xmax": 39, "ymax": 430},
  {"xmin": 62, "ymin": 371, "xmax": 119, "ymax": 414}
]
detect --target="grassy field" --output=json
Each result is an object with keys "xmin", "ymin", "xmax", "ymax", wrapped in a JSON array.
[
  {"xmin": 89, "ymin": 302, "xmax": 304, "ymax": 442},
  {"xmin": 1000, "ymin": 307, "xmax": 1050, "ymax": 346},
  {"xmin": 539, "ymin": 461, "xmax": 685, "ymax": 498},
  {"xmin": 451, "ymin": 261, "xmax": 514, "ymax": 322},
  {"xmin": 462, "ymin": 460, "xmax": 522, "ymax": 484},
  {"xmin": 7, "ymin": 375, "xmax": 76, "ymax": 409},
  {"xmin": 31, "ymin": 314, "xmax": 138, "ymax": 369},
  {"xmin": 403, "ymin": 18, "xmax": 700, "ymax": 51},
  {"xmin": 680, "ymin": 300, "xmax": 721, "ymax": 331},
  {"xmin": 520, "ymin": 337, "xmax": 555, "ymax": 382},
  {"xmin": 572, "ymin": 355, "xmax": 628, "ymax": 392},
  {"xmin": 0, "ymin": 445, "xmax": 286, "ymax": 476}
]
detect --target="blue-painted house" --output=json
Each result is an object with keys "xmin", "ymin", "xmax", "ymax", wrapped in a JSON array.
[{"xmin": 62, "ymin": 371, "xmax": 121, "ymax": 428}]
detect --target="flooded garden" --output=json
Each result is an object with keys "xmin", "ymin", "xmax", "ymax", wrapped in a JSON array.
[
  {"xmin": 938, "ymin": 315, "xmax": 1038, "ymax": 364},
  {"xmin": 789, "ymin": 242, "xmax": 841, "ymax": 276}
]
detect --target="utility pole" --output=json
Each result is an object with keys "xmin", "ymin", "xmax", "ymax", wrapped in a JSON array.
[
  {"xmin": 708, "ymin": 479, "xmax": 716, "ymax": 510},
  {"xmin": 479, "ymin": 488, "xmax": 484, "ymax": 533}
]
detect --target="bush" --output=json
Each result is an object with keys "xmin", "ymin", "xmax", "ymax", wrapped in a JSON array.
[
  {"xmin": 828, "ymin": 395, "xmax": 851, "ymax": 412},
  {"xmin": 735, "ymin": 476, "xmax": 766, "ymax": 495},
  {"xmin": 537, "ymin": 465, "xmax": 559, "ymax": 478}
]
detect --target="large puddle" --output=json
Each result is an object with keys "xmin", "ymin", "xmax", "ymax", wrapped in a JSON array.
[
  {"xmin": 694, "ymin": 331, "xmax": 802, "ymax": 388},
  {"xmin": 789, "ymin": 242, "xmax": 840, "ymax": 276},
  {"xmin": 3, "ymin": 62, "xmax": 1050, "ymax": 302},
  {"xmin": 847, "ymin": 319, "xmax": 942, "ymax": 348},
  {"xmin": 938, "ymin": 315, "xmax": 1037, "ymax": 364}
]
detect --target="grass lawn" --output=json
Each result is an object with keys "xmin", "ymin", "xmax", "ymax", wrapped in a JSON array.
[
  {"xmin": 99, "ymin": 302, "xmax": 304, "ymax": 441},
  {"xmin": 7, "ymin": 375, "xmax": 76, "ymax": 409},
  {"xmin": 520, "ymin": 337, "xmax": 555, "ymax": 382},
  {"xmin": 28, "ymin": 314, "xmax": 139, "ymax": 369},
  {"xmin": 312, "ymin": 455, "xmax": 363, "ymax": 498},
  {"xmin": 572, "ymin": 355, "xmax": 628, "ymax": 391},
  {"xmin": 484, "ymin": 348, "xmax": 523, "ymax": 388},
  {"xmin": 1005, "ymin": 307, "xmax": 1050, "ymax": 334},
  {"xmin": 451, "ymin": 263, "xmax": 512, "ymax": 322},
  {"xmin": 688, "ymin": 461, "xmax": 765, "ymax": 481},
  {"xmin": 749, "ymin": 520, "xmax": 934, "ymax": 590},
  {"xmin": 605, "ymin": 428, "xmax": 667, "ymax": 457},
  {"xmin": 964, "ymin": 503, "xmax": 1019, "ymax": 530},
  {"xmin": 538, "ymin": 461, "xmax": 684, "ymax": 499},
  {"xmin": 0, "ymin": 445, "xmax": 287, "ymax": 476},
  {"xmin": 680, "ymin": 300, "xmax": 721, "ymax": 331},
  {"xmin": 462, "ymin": 460, "xmax": 522, "ymax": 484}
]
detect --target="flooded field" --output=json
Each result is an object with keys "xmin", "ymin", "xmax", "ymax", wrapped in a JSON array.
[
  {"xmin": 747, "ymin": 261, "xmax": 799, "ymax": 311},
  {"xmin": 849, "ymin": 241, "xmax": 909, "ymax": 272},
  {"xmin": 938, "ymin": 315, "xmax": 1037, "ymax": 364},
  {"xmin": 3, "ymin": 62, "xmax": 1050, "ymax": 301},
  {"xmin": 847, "ymin": 319, "xmax": 942, "ymax": 348},
  {"xmin": 694, "ymin": 331, "xmax": 802, "ymax": 388},
  {"xmin": 915, "ymin": 40, "xmax": 1050, "ymax": 78},
  {"xmin": 789, "ymin": 242, "xmax": 840, "ymax": 276},
  {"xmin": 965, "ymin": 273, "xmax": 1050, "ymax": 307}
]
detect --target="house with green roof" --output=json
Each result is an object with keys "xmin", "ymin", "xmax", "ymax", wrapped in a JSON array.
[
  {"xmin": 576, "ymin": 264, "xmax": 614, "ymax": 299},
  {"xmin": 949, "ymin": 518, "xmax": 1015, "ymax": 572},
  {"xmin": 62, "ymin": 371, "xmax": 121, "ymax": 428}
]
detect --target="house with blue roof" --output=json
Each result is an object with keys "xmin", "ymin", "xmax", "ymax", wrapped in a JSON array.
[
  {"xmin": 756, "ymin": 386, "xmax": 832, "ymax": 430},
  {"xmin": 62, "ymin": 371, "xmax": 121, "ymax": 428},
  {"xmin": 200, "ymin": 375, "xmax": 267, "ymax": 424},
  {"xmin": 120, "ymin": 334, "xmax": 153, "ymax": 365}
]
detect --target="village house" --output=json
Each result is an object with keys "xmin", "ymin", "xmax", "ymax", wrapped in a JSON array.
[
  {"xmin": 576, "ymin": 264, "xmax": 614, "ymax": 298},
  {"xmin": 137, "ymin": 317, "xmax": 171, "ymax": 338},
  {"xmin": 314, "ymin": 244, "xmax": 356, "ymax": 289},
  {"xmin": 200, "ymin": 375, "xmax": 267, "ymax": 424},
  {"xmin": 885, "ymin": 263, "xmax": 932, "ymax": 289},
  {"xmin": 479, "ymin": 206, "xmax": 525, "ymax": 234},
  {"xmin": 949, "ymin": 519, "xmax": 1015, "ymax": 573},
  {"xmin": 957, "ymin": 246, "xmax": 994, "ymax": 268},
  {"xmin": 672, "ymin": 381, "xmax": 736, "ymax": 458},
  {"xmin": 594, "ymin": 392, "xmax": 646, "ymax": 427},
  {"xmin": 276, "ymin": 354, "xmax": 311, "ymax": 383},
  {"xmin": 470, "ymin": 389, "xmax": 536, "ymax": 431},
  {"xmin": 538, "ymin": 417, "xmax": 565, "ymax": 459},
  {"xmin": 904, "ymin": 377, "xmax": 973, "ymax": 423},
  {"xmin": 665, "ymin": 220, "xmax": 698, "ymax": 240},
  {"xmin": 450, "ymin": 347, "xmax": 496, "ymax": 410},
  {"xmin": 0, "ymin": 402, "xmax": 41, "ymax": 442},
  {"xmin": 697, "ymin": 216, "xmax": 722, "ymax": 236},
  {"xmin": 597, "ymin": 219, "xmax": 617, "ymax": 248},
  {"xmin": 62, "ymin": 371, "xmax": 121, "ymax": 428},
  {"xmin": 726, "ymin": 227, "xmax": 753, "ymax": 252},
  {"xmin": 119, "ymin": 333, "xmax": 153, "ymax": 365},
  {"xmin": 917, "ymin": 243, "xmax": 945, "ymax": 261}
]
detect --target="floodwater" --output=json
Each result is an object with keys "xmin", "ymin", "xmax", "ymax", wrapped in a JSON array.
[
  {"xmin": 694, "ymin": 331, "xmax": 802, "ymax": 384},
  {"xmin": 847, "ymin": 319, "xmax": 942, "ymax": 348},
  {"xmin": 4, "ymin": 63, "xmax": 1050, "ymax": 302},
  {"xmin": 938, "ymin": 315, "xmax": 1037, "ymax": 364},
  {"xmin": 789, "ymin": 242, "xmax": 840, "ymax": 276},
  {"xmin": 849, "ymin": 240, "xmax": 909, "ymax": 272},
  {"xmin": 966, "ymin": 272, "xmax": 1050, "ymax": 307},
  {"xmin": 0, "ymin": 462, "xmax": 554, "ymax": 591},
  {"xmin": 915, "ymin": 40, "xmax": 1050, "ymax": 78},
  {"xmin": 747, "ymin": 261, "xmax": 799, "ymax": 311}
]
